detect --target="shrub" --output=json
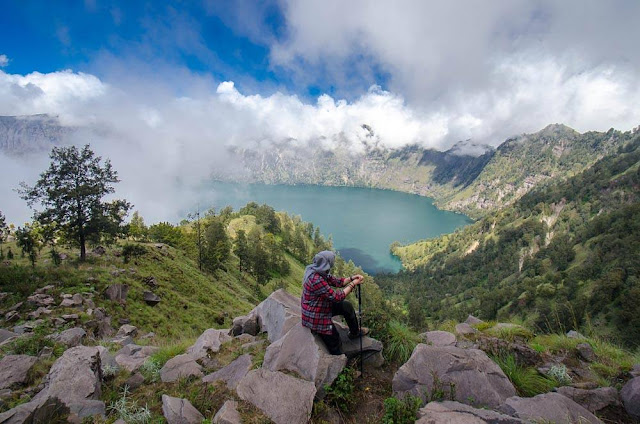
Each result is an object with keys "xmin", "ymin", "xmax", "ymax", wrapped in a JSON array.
[
  {"xmin": 324, "ymin": 367, "xmax": 356, "ymax": 412},
  {"xmin": 386, "ymin": 321, "xmax": 421, "ymax": 364},
  {"xmin": 546, "ymin": 364, "xmax": 572, "ymax": 386},
  {"xmin": 108, "ymin": 386, "xmax": 151, "ymax": 424},
  {"xmin": 382, "ymin": 395, "xmax": 421, "ymax": 424},
  {"xmin": 121, "ymin": 243, "xmax": 147, "ymax": 263},
  {"xmin": 493, "ymin": 354, "xmax": 556, "ymax": 396}
]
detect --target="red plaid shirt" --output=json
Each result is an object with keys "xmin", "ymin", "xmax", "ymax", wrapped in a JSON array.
[{"xmin": 301, "ymin": 272, "xmax": 347, "ymax": 335}]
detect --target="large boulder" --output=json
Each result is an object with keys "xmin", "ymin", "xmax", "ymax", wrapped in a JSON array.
[
  {"xmin": 455, "ymin": 323, "xmax": 477, "ymax": 337},
  {"xmin": 0, "ymin": 355, "xmax": 37, "ymax": 390},
  {"xmin": 621, "ymin": 376, "xmax": 640, "ymax": 418},
  {"xmin": 231, "ymin": 313, "xmax": 259, "ymax": 336},
  {"xmin": 162, "ymin": 395, "xmax": 204, "ymax": 424},
  {"xmin": 203, "ymin": 354, "xmax": 252, "ymax": 390},
  {"xmin": 160, "ymin": 354, "xmax": 203, "ymax": 382},
  {"xmin": 475, "ymin": 337, "xmax": 541, "ymax": 367},
  {"xmin": 417, "ymin": 401, "xmax": 525, "ymax": 423},
  {"xmin": 263, "ymin": 324, "xmax": 346, "ymax": 398},
  {"xmin": 103, "ymin": 284, "xmax": 129, "ymax": 302},
  {"xmin": 500, "ymin": 393, "xmax": 603, "ymax": 424},
  {"xmin": 236, "ymin": 369, "xmax": 316, "ymax": 424},
  {"xmin": 187, "ymin": 328, "xmax": 232, "ymax": 359},
  {"xmin": 213, "ymin": 400, "xmax": 241, "ymax": 424},
  {"xmin": 47, "ymin": 327, "xmax": 86, "ymax": 347},
  {"xmin": 0, "ymin": 346, "xmax": 106, "ymax": 422},
  {"xmin": 556, "ymin": 386, "xmax": 621, "ymax": 413},
  {"xmin": 334, "ymin": 321, "xmax": 384, "ymax": 366},
  {"xmin": 421, "ymin": 331, "xmax": 457, "ymax": 347},
  {"xmin": 114, "ymin": 344, "xmax": 159, "ymax": 372},
  {"xmin": 143, "ymin": 291, "xmax": 161, "ymax": 306},
  {"xmin": 253, "ymin": 289, "xmax": 301, "ymax": 342},
  {"xmin": 392, "ymin": 344, "xmax": 516, "ymax": 409}
]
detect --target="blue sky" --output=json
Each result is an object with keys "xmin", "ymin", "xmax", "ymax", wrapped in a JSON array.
[{"xmin": 0, "ymin": 0, "xmax": 386, "ymax": 99}]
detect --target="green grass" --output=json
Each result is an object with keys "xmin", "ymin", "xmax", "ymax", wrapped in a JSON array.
[
  {"xmin": 529, "ymin": 334, "xmax": 581, "ymax": 353},
  {"xmin": 385, "ymin": 321, "xmax": 421, "ymax": 364},
  {"xmin": 492, "ymin": 354, "xmax": 556, "ymax": 396},
  {"xmin": 487, "ymin": 324, "xmax": 534, "ymax": 342}
]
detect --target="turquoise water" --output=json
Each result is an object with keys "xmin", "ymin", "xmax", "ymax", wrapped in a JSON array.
[{"xmin": 203, "ymin": 183, "xmax": 472, "ymax": 274}]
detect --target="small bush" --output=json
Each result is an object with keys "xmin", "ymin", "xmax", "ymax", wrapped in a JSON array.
[
  {"xmin": 324, "ymin": 367, "xmax": 356, "ymax": 412},
  {"xmin": 122, "ymin": 243, "xmax": 147, "ymax": 263},
  {"xmin": 546, "ymin": 364, "xmax": 572, "ymax": 386},
  {"xmin": 108, "ymin": 386, "xmax": 151, "ymax": 424},
  {"xmin": 386, "ymin": 321, "xmax": 421, "ymax": 364},
  {"xmin": 488, "ymin": 325, "xmax": 534, "ymax": 342},
  {"xmin": 493, "ymin": 354, "xmax": 556, "ymax": 396},
  {"xmin": 382, "ymin": 395, "xmax": 421, "ymax": 424}
]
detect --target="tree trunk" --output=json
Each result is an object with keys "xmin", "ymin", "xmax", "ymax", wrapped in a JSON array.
[{"xmin": 79, "ymin": 228, "xmax": 86, "ymax": 261}]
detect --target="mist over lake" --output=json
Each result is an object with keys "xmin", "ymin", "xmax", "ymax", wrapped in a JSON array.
[{"xmin": 201, "ymin": 183, "xmax": 472, "ymax": 274}]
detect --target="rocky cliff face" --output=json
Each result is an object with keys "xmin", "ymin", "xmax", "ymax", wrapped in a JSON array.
[{"xmin": 0, "ymin": 115, "xmax": 73, "ymax": 155}]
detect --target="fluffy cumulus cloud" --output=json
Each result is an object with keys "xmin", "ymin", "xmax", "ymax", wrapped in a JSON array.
[{"xmin": 0, "ymin": 55, "xmax": 9, "ymax": 67}]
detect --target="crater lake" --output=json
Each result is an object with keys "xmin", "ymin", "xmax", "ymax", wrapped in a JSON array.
[{"xmin": 201, "ymin": 183, "xmax": 472, "ymax": 274}]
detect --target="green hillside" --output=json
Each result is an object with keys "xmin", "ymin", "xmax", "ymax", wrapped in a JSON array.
[{"xmin": 380, "ymin": 133, "xmax": 640, "ymax": 347}]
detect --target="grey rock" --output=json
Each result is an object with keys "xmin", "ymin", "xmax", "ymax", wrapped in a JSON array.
[
  {"xmin": 0, "ymin": 355, "xmax": 37, "ymax": 390},
  {"xmin": 47, "ymin": 327, "xmax": 86, "ymax": 347},
  {"xmin": 61, "ymin": 314, "xmax": 79, "ymax": 321},
  {"xmin": 263, "ymin": 324, "xmax": 346, "ymax": 398},
  {"xmin": 203, "ymin": 354, "xmax": 252, "ymax": 390},
  {"xmin": 143, "ymin": 291, "xmax": 161, "ymax": 306},
  {"xmin": 392, "ymin": 344, "xmax": 516, "ymax": 409},
  {"xmin": 114, "ymin": 344, "xmax": 159, "ymax": 372},
  {"xmin": 187, "ymin": 328, "xmax": 232, "ymax": 359},
  {"xmin": 576, "ymin": 343, "xmax": 596, "ymax": 362},
  {"xmin": 162, "ymin": 395, "xmax": 204, "ymax": 424},
  {"xmin": 143, "ymin": 276, "xmax": 158, "ymax": 289},
  {"xmin": 621, "ymin": 376, "xmax": 640, "ymax": 418},
  {"xmin": 13, "ymin": 320, "xmax": 43, "ymax": 334},
  {"xmin": 237, "ymin": 369, "xmax": 316, "ymax": 424},
  {"xmin": 91, "ymin": 246, "xmax": 106, "ymax": 255},
  {"xmin": 124, "ymin": 372, "xmax": 145, "ymax": 390},
  {"xmin": 96, "ymin": 346, "xmax": 118, "ymax": 371},
  {"xmin": 7, "ymin": 302, "xmax": 23, "ymax": 313},
  {"xmin": 59, "ymin": 298, "xmax": 76, "ymax": 308},
  {"xmin": 417, "ymin": 400, "xmax": 525, "ymax": 423},
  {"xmin": 421, "ymin": 331, "xmax": 457, "ymax": 347},
  {"xmin": 475, "ymin": 337, "xmax": 541, "ymax": 367},
  {"xmin": 116, "ymin": 324, "xmax": 138, "ymax": 338},
  {"xmin": 501, "ymin": 392, "xmax": 603, "ymax": 423},
  {"xmin": 71, "ymin": 293, "xmax": 84, "ymax": 306},
  {"xmin": 334, "ymin": 321, "xmax": 384, "ymax": 365},
  {"xmin": 631, "ymin": 364, "xmax": 640, "ymax": 378},
  {"xmin": 455, "ymin": 323, "xmax": 477, "ymax": 336},
  {"xmin": 38, "ymin": 347, "xmax": 53, "ymax": 359},
  {"xmin": 556, "ymin": 386, "xmax": 620, "ymax": 413},
  {"xmin": 465, "ymin": 315, "xmax": 483, "ymax": 325},
  {"xmin": 34, "ymin": 285, "xmax": 55, "ymax": 295},
  {"xmin": 27, "ymin": 307, "xmax": 52, "ymax": 320},
  {"xmin": 567, "ymin": 330, "xmax": 586, "ymax": 339},
  {"xmin": 235, "ymin": 333, "xmax": 256, "ymax": 343},
  {"xmin": 141, "ymin": 332, "xmax": 155, "ymax": 339},
  {"xmin": 0, "ymin": 329, "xmax": 17, "ymax": 343},
  {"xmin": 4, "ymin": 311, "xmax": 19, "ymax": 323},
  {"xmin": 242, "ymin": 340, "xmax": 265, "ymax": 351},
  {"xmin": 26, "ymin": 294, "xmax": 55, "ymax": 307},
  {"xmin": 231, "ymin": 313, "xmax": 259, "ymax": 336},
  {"xmin": 103, "ymin": 284, "xmax": 129, "ymax": 302},
  {"xmin": 160, "ymin": 354, "xmax": 203, "ymax": 382},
  {"xmin": 253, "ymin": 289, "xmax": 302, "ymax": 342},
  {"xmin": 213, "ymin": 400, "xmax": 241, "ymax": 424}
]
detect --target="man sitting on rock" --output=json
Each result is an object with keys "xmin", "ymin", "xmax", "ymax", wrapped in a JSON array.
[{"xmin": 301, "ymin": 251, "xmax": 368, "ymax": 355}]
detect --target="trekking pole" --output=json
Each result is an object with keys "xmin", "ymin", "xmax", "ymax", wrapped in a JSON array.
[{"xmin": 357, "ymin": 283, "xmax": 363, "ymax": 377}]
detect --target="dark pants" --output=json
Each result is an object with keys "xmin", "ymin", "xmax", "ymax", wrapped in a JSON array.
[{"xmin": 318, "ymin": 301, "xmax": 360, "ymax": 355}]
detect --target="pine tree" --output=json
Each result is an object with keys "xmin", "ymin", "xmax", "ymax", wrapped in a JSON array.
[
  {"xmin": 19, "ymin": 145, "xmax": 131, "ymax": 260},
  {"xmin": 202, "ymin": 219, "xmax": 230, "ymax": 272},
  {"xmin": 129, "ymin": 211, "xmax": 147, "ymax": 241},
  {"xmin": 234, "ymin": 229, "xmax": 250, "ymax": 271},
  {"xmin": 15, "ymin": 225, "xmax": 39, "ymax": 267}
]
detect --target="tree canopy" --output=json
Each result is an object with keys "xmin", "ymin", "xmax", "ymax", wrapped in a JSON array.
[{"xmin": 19, "ymin": 144, "xmax": 131, "ymax": 260}]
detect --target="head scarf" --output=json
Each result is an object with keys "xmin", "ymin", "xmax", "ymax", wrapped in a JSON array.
[{"xmin": 303, "ymin": 250, "xmax": 335, "ymax": 284}]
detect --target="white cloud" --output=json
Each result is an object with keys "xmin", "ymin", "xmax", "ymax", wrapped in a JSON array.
[{"xmin": 0, "ymin": 55, "xmax": 9, "ymax": 67}]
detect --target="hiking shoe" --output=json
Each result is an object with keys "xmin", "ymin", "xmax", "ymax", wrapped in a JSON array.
[{"xmin": 348, "ymin": 327, "xmax": 370, "ymax": 339}]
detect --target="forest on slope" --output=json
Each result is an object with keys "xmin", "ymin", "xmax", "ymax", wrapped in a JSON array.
[{"xmin": 378, "ymin": 133, "xmax": 640, "ymax": 347}]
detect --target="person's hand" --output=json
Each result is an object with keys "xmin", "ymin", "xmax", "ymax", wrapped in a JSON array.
[{"xmin": 351, "ymin": 274, "xmax": 364, "ymax": 285}]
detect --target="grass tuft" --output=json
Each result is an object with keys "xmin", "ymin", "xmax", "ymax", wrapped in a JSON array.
[
  {"xmin": 492, "ymin": 354, "xmax": 556, "ymax": 396},
  {"xmin": 385, "ymin": 321, "xmax": 421, "ymax": 364}
]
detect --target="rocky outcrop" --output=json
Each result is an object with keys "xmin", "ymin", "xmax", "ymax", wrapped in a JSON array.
[
  {"xmin": 475, "ymin": 337, "xmax": 541, "ymax": 367},
  {"xmin": 103, "ymin": 284, "xmax": 128, "ymax": 302},
  {"xmin": 500, "ymin": 393, "xmax": 603, "ymax": 423},
  {"xmin": 576, "ymin": 343, "xmax": 596, "ymax": 362},
  {"xmin": 114, "ymin": 344, "xmax": 159, "ymax": 372},
  {"xmin": 0, "ymin": 355, "xmax": 37, "ymax": 390},
  {"xmin": 417, "ymin": 401, "xmax": 525, "ymax": 423},
  {"xmin": 47, "ymin": 327, "xmax": 86, "ymax": 347},
  {"xmin": 621, "ymin": 377, "xmax": 640, "ymax": 418},
  {"xmin": 203, "ymin": 354, "xmax": 252, "ymax": 390},
  {"xmin": 160, "ymin": 354, "xmax": 204, "ymax": 383},
  {"xmin": 556, "ymin": 386, "xmax": 621, "ymax": 413},
  {"xmin": 0, "ymin": 346, "xmax": 105, "ymax": 422},
  {"xmin": 143, "ymin": 291, "xmax": 161, "ymax": 306},
  {"xmin": 187, "ymin": 328, "xmax": 232, "ymax": 359},
  {"xmin": 455, "ymin": 323, "xmax": 477, "ymax": 337},
  {"xmin": 162, "ymin": 395, "xmax": 204, "ymax": 424},
  {"xmin": 465, "ymin": 315, "xmax": 483, "ymax": 325},
  {"xmin": 237, "ymin": 369, "xmax": 316, "ymax": 424},
  {"xmin": 213, "ymin": 400, "xmax": 241, "ymax": 424},
  {"xmin": 420, "ymin": 331, "xmax": 456, "ymax": 347},
  {"xmin": 392, "ymin": 344, "xmax": 516, "ymax": 409},
  {"xmin": 253, "ymin": 289, "xmax": 301, "ymax": 342},
  {"xmin": 263, "ymin": 324, "xmax": 346, "ymax": 398}
]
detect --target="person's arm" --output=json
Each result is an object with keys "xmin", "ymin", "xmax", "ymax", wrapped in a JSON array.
[{"xmin": 312, "ymin": 274, "xmax": 363, "ymax": 301}]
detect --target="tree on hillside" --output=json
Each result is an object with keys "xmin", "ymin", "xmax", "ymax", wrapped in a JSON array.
[
  {"xmin": 19, "ymin": 145, "xmax": 131, "ymax": 260},
  {"xmin": 128, "ymin": 211, "xmax": 148, "ymax": 241},
  {"xmin": 15, "ymin": 225, "xmax": 39, "ymax": 267},
  {"xmin": 202, "ymin": 219, "xmax": 230, "ymax": 272},
  {"xmin": 234, "ymin": 229, "xmax": 249, "ymax": 272}
]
